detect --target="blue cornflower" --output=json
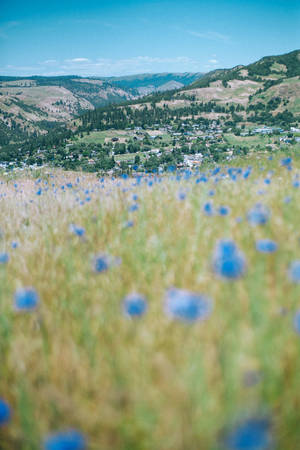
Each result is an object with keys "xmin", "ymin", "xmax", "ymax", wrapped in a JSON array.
[
  {"xmin": 164, "ymin": 288, "xmax": 213, "ymax": 323},
  {"xmin": 132, "ymin": 194, "xmax": 138, "ymax": 201},
  {"xmin": 36, "ymin": 188, "xmax": 42, "ymax": 196},
  {"xmin": 44, "ymin": 429, "xmax": 86, "ymax": 450},
  {"xmin": 293, "ymin": 310, "xmax": 300, "ymax": 334},
  {"xmin": 281, "ymin": 157, "xmax": 292, "ymax": 167},
  {"xmin": 128, "ymin": 203, "xmax": 139, "ymax": 212},
  {"xmin": 122, "ymin": 293, "xmax": 148, "ymax": 318},
  {"xmin": 69, "ymin": 224, "xmax": 85, "ymax": 237},
  {"xmin": 203, "ymin": 202, "xmax": 214, "ymax": 216},
  {"xmin": 178, "ymin": 191, "xmax": 186, "ymax": 201},
  {"xmin": 93, "ymin": 255, "xmax": 108, "ymax": 273},
  {"xmin": 93, "ymin": 254, "xmax": 121, "ymax": 273},
  {"xmin": 243, "ymin": 169, "xmax": 251, "ymax": 179},
  {"xmin": 212, "ymin": 240, "xmax": 246, "ymax": 280},
  {"xmin": 0, "ymin": 252, "xmax": 9, "ymax": 264},
  {"xmin": 212, "ymin": 167, "xmax": 220, "ymax": 176},
  {"xmin": 223, "ymin": 417, "xmax": 272, "ymax": 450},
  {"xmin": 247, "ymin": 204, "xmax": 270, "ymax": 226},
  {"xmin": 124, "ymin": 220, "xmax": 134, "ymax": 228},
  {"xmin": 264, "ymin": 179, "xmax": 271, "ymax": 185},
  {"xmin": 218, "ymin": 205, "xmax": 230, "ymax": 216},
  {"xmin": 14, "ymin": 287, "xmax": 39, "ymax": 311},
  {"xmin": 11, "ymin": 241, "xmax": 19, "ymax": 249},
  {"xmin": 256, "ymin": 240, "xmax": 278, "ymax": 253},
  {"xmin": 0, "ymin": 398, "xmax": 11, "ymax": 426},
  {"xmin": 288, "ymin": 261, "xmax": 300, "ymax": 283}
]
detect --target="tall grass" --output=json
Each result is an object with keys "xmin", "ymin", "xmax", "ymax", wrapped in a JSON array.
[{"xmin": 1, "ymin": 154, "xmax": 300, "ymax": 449}]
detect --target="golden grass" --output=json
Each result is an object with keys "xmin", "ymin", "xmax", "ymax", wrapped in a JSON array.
[{"xmin": 1, "ymin": 156, "xmax": 300, "ymax": 449}]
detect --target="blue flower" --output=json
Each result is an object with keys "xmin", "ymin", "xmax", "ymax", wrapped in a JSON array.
[
  {"xmin": 14, "ymin": 287, "xmax": 39, "ymax": 311},
  {"xmin": 281, "ymin": 157, "xmax": 292, "ymax": 167},
  {"xmin": 218, "ymin": 205, "xmax": 230, "ymax": 216},
  {"xmin": 0, "ymin": 398, "xmax": 11, "ymax": 426},
  {"xmin": 164, "ymin": 288, "xmax": 213, "ymax": 323},
  {"xmin": 93, "ymin": 255, "xmax": 109, "ymax": 273},
  {"xmin": 128, "ymin": 203, "xmax": 139, "ymax": 212},
  {"xmin": 288, "ymin": 261, "xmax": 300, "ymax": 283},
  {"xmin": 93, "ymin": 254, "xmax": 121, "ymax": 273},
  {"xmin": 203, "ymin": 202, "xmax": 214, "ymax": 216},
  {"xmin": 69, "ymin": 224, "xmax": 85, "ymax": 237},
  {"xmin": 247, "ymin": 204, "xmax": 270, "ymax": 226},
  {"xmin": 178, "ymin": 191, "xmax": 186, "ymax": 201},
  {"xmin": 44, "ymin": 429, "xmax": 86, "ymax": 450},
  {"xmin": 122, "ymin": 293, "xmax": 148, "ymax": 318},
  {"xmin": 293, "ymin": 310, "xmax": 300, "ymax": 334},
  {"xmin": 36, "ymin": 188, "xmax": 42, "ymax": 196},
  {"xmin": 212, "ymin": 240, "xmax": 246, "ymax": 280},
  {"xmin": 223, "ymin": 417, "xmax": 272, "ymax": 450},
  {"xmin": 256, "ymin": 240, "xmax": 277, "ymax": 253},
  {"xmin": 11, "ymin": 241, "xmax": 19, "ymax": 249},
  {"xmin": 243, "ymin": 169, "xmax": 252, "ymax": 179},
  {"xmin": 0, "ymin": 252, "xmax": 9, "ymax": 264},
  {"xmin": 124, "ymin": 220, "xmax": 134, "ymax": 228}
]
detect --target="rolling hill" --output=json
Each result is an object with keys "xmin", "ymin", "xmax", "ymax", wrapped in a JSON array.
[
  {"xmin": 0, "ymin": 50, "xmax": 299, "ymax": 149},
  {"xmin": 0, "ymin": 73, "xmax": 204, "ymax": 145},
  {"xmin": 177, "ymin": 49, "xmax": 300, "ymax": 114}
]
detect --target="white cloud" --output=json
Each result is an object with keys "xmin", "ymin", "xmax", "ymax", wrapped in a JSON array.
[
  {"xmin": 65, "ymin": 58, "xmax": 91, "ymax": 63},
  {"xmin": 208, "ymin": 59, "xmax": 218, "ymax": 64},
  {"xmin": 1, "ymin": 55, "xmax": 208, "ymax": 77}
]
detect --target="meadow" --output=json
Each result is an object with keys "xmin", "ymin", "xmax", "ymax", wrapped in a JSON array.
[{"xmin": 1, "ymin": 152, "xmax": 300, "ymax": 449}]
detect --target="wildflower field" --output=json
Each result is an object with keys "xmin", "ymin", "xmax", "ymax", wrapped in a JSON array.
[{"xmin": 1, "ymin": 153, "xmax": 300, "ymax": 449}]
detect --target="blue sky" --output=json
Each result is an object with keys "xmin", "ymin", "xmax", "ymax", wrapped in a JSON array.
[{"xmin": 1, "ymin": 0, "xmax": 299, "ymax": 77}]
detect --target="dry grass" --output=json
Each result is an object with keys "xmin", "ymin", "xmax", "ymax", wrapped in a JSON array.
[{"xmin": 1, "ymin": 155, "xmax": 300, "ymax": 449}]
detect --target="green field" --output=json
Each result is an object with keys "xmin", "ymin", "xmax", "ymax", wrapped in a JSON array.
[
  {"xmin": 1, "ymin": 153, "xmax": 300, "ymax": 448},
  {"xmin": 77, "ymin": 130, "xmax": 128, "ymax": 145},
  {"xmin": 224, "ymin": 133, "xmax": 275, "ymax": 148}
]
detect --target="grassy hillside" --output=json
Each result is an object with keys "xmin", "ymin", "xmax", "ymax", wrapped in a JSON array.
[
  {"xmin": 0, "ymin": 73, "xmax": 204, "ymax": 145},
  {"xmin": 1, "ymin": 153, "xmax": 300, "ymax": 448},
  {"xmin": 178, "ymin": 50, "xmax": 300, "ymax": 114},
  {"xmin": 104, "ymin": 72, "xmax": 204, "ymax": 95},
  {"xmin": 188, "ymin": 49, "xmax": 300, "ymax": 89},
  {"xmin": 0, "ymin": 50, "xmax": 299, "ymax": 154}
]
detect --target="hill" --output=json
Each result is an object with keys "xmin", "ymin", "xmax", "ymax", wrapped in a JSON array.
[
  {"xmin": 77, "ymin": 50, "xmax": 299, "ymax": 135},
  {"xmin": 0, "ymin": 50, "xmax": 299, "ymax": 166},
  {"xmin": 103, "ymin": 72, "xmax": 203, "ymax": 95},
  {"xmin": 179, "ymin": 49, "xmax": 300, "ymax": 113},
  {"xmin": 0, "ymin": 73, "xmax": 204, "ymax": 145}
]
